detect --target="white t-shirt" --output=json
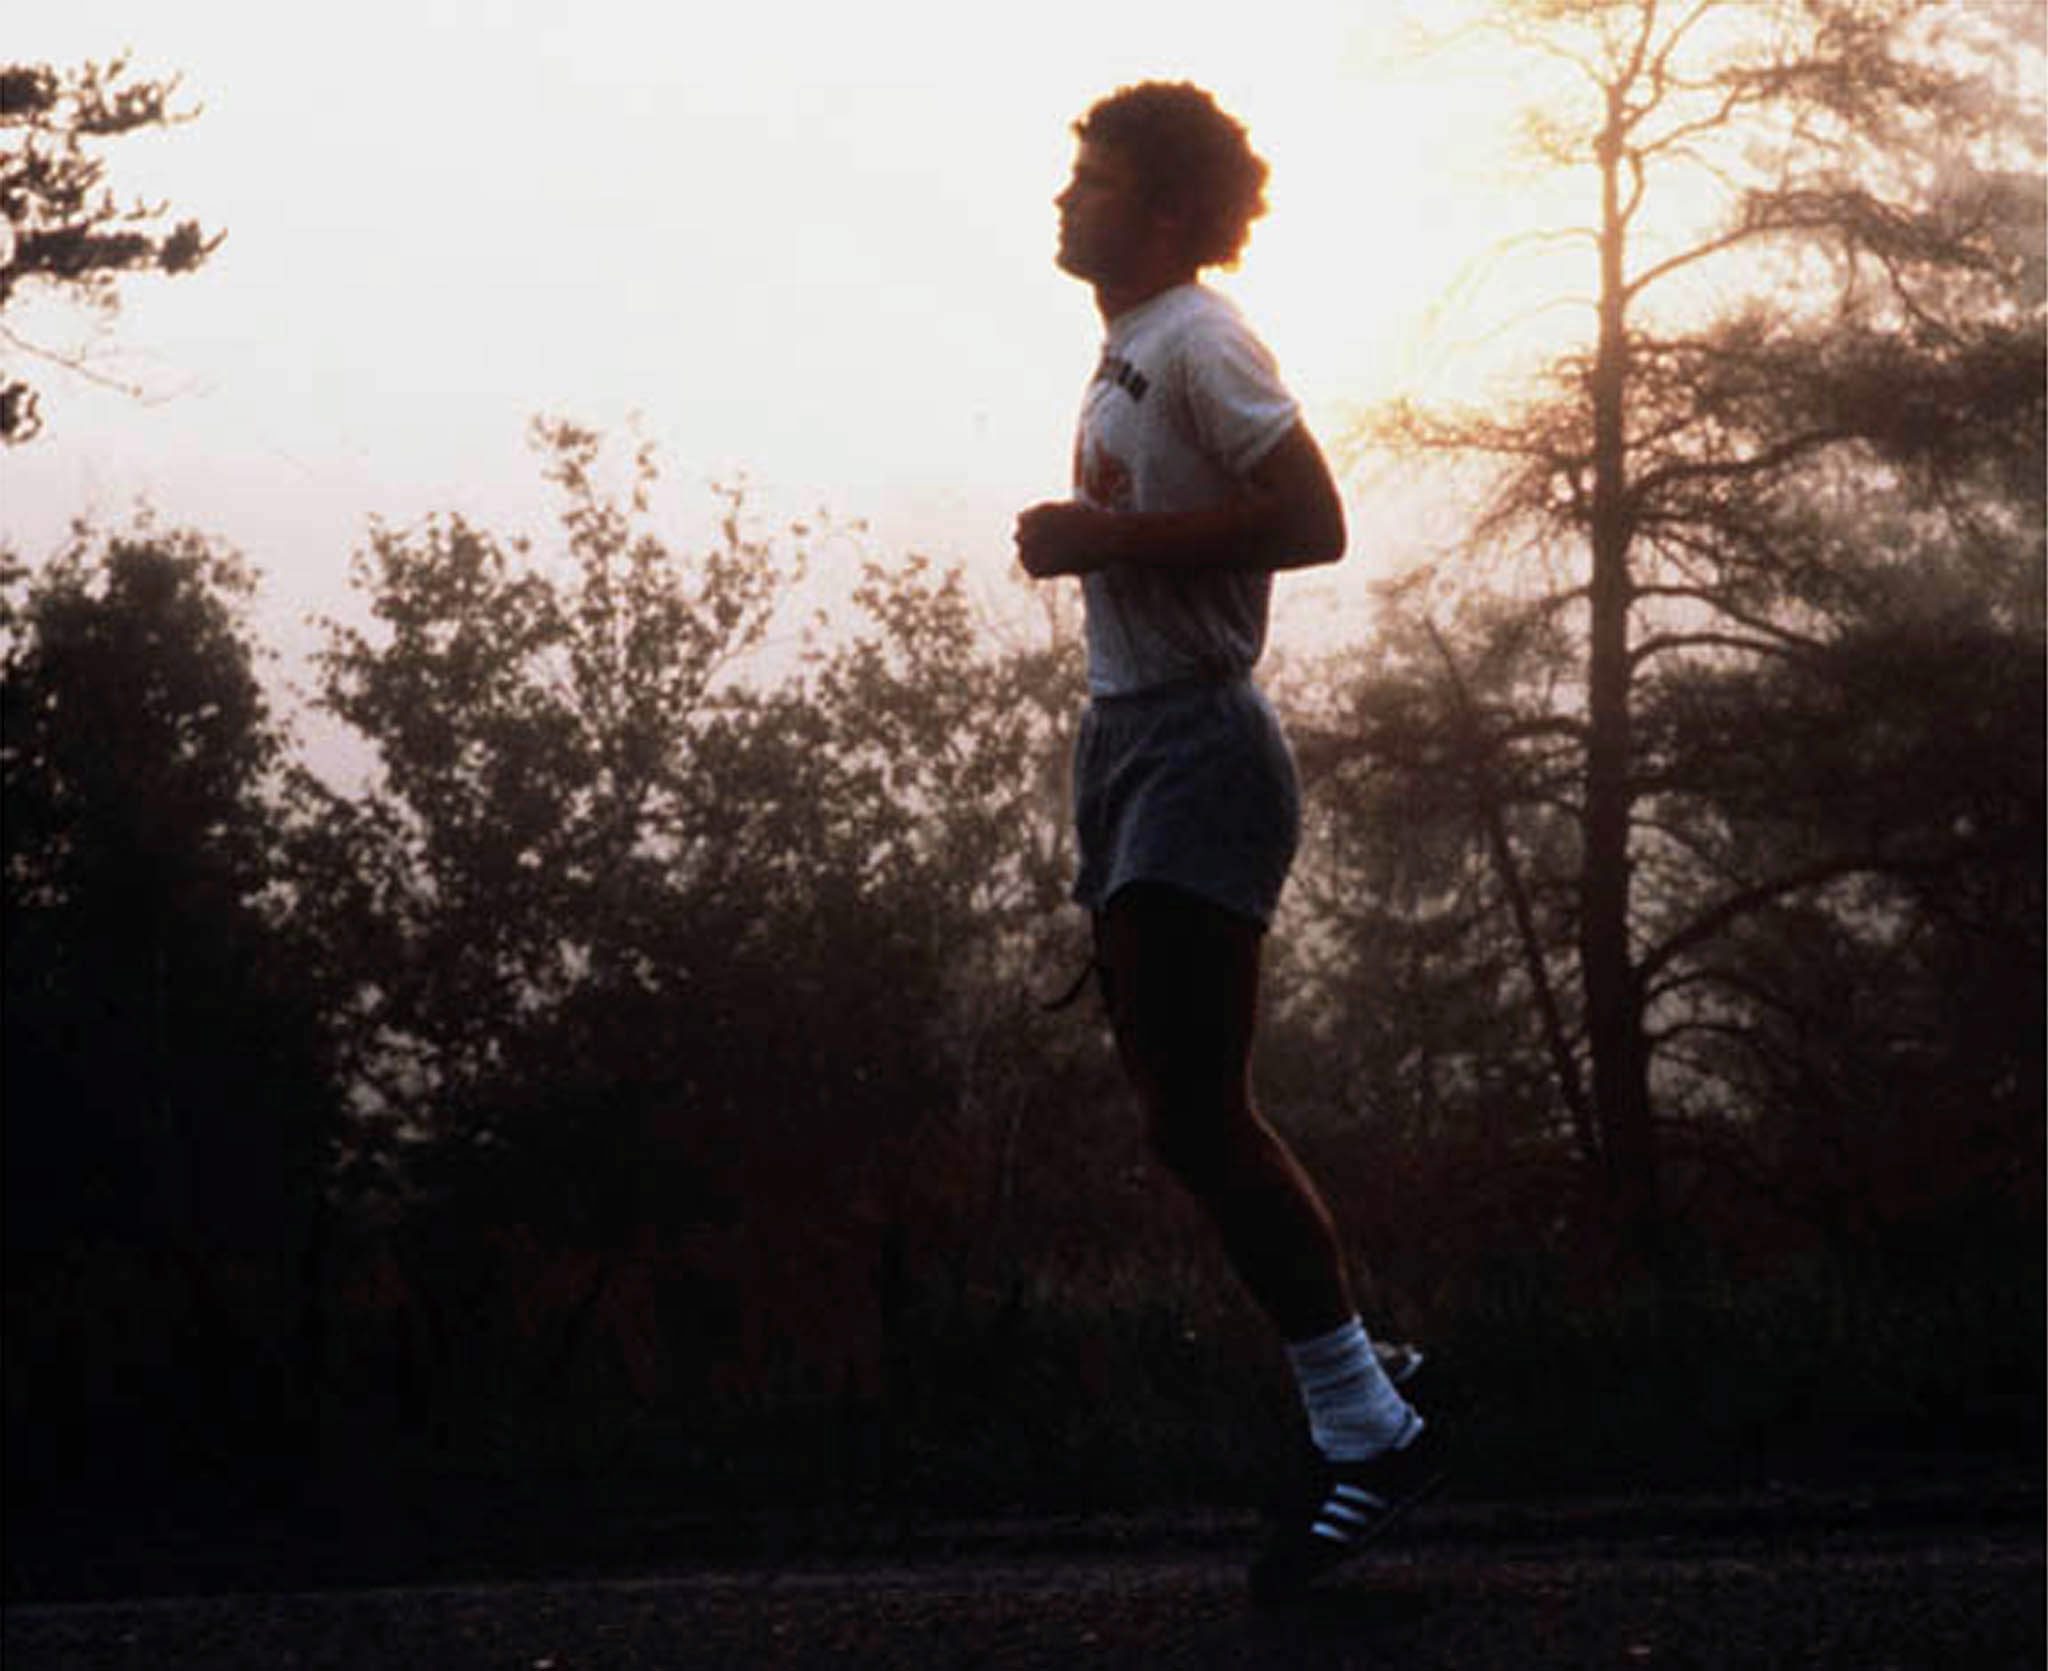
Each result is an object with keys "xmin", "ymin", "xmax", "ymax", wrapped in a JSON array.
[{"xmin": 1071, "ymin": 282, "xmax": 1301, "ymax": 697}]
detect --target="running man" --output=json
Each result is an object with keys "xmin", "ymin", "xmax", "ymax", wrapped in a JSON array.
[{"xmin": 1014, "ymin": 81, "xmax": 1446, "ymax": 1603}]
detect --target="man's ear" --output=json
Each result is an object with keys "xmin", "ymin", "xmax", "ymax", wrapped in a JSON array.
[
  {"xmin": 1145, "ymin": 199, "xmax": 1196, "ymax": 266},
  {"xmin": 1151, "ymin": 186, "xmax": 1189, "ymax": 231}
]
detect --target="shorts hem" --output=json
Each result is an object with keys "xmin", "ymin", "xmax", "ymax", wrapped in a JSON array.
[{"xmin": 1073, "ymin": 870, "xmax": 1279, "ymax": 930}]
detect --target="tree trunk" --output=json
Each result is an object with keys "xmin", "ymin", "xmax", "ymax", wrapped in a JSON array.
[{"xmin": 1581, "ymin": 93, "xmax": 1664, "ymax": 1272}]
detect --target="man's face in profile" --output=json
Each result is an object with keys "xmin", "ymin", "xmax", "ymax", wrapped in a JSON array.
[{"xmin": 1054, "ymin": 139, "xmax": 1155, "ymax": 285}]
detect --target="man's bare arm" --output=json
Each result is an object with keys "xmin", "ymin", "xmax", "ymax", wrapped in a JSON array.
[{"xmin": 1015, "ymin": 423, "xmax": 1346, "ymax": 579}]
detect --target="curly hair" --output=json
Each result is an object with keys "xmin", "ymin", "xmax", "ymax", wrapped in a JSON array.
[{"xmin": 1073, "ymin": 82, "xmax": 1270, "ymax": 271}]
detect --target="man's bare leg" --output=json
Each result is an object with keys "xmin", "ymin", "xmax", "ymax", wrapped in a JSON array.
[
  {"xmin": 1094, "ymin": 882, "xmax": 1441, "ymax": 1599},
  {"xmin": 1093, "ymin": 882, "xmax": 1354, "ymax": 1339}
]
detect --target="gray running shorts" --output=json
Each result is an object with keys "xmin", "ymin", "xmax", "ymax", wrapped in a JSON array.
[{"xmin": 1071, "ymin": 676, "xmax": 1301, "ymax": 928}]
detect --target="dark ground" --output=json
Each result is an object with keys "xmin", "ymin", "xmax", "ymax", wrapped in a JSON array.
[{"xmin": 5, "ymin": 1473, "xmax": 2041, "ymax": 1669}]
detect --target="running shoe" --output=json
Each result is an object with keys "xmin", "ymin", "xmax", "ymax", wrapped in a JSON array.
[{"xmin": 1248, "ymin": 1419, "xmax": 1450, "ymax": 1606}]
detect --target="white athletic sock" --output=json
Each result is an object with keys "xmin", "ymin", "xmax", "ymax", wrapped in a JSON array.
[{"xmin": 1285, "ymin": 1317, "xmax": 1420, "ymax": 1463}]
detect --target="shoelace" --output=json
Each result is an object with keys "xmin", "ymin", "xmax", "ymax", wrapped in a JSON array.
[{"xmin": 1039, "ymin": 956, "xmax": 1099, "ymax": 1012}]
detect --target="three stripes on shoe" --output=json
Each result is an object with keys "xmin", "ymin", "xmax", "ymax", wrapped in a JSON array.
[{"xmin": 1310, "ymin": 1480, "xmax": 1388, "ymax": 1545}]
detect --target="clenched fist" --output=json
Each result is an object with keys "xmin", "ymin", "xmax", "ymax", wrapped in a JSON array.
[{"xmin": 1014, "ymin": 500, "xmax": 1118, "ymax": 579}]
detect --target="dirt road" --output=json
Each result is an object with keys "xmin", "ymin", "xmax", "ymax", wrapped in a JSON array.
[{"xmin": 7, "ymin": 1490, "xmax": 2040, "ymax": 1668}]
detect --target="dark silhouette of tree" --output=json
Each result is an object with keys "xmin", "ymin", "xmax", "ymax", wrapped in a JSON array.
[
  {"xmin": 1645, "ymin": 601, "xmax": 2044, "ymax": 1253},
  {"xmin": 302, "ymin": 424, "xmax": 1113, "ymax": 1479},
  {"xmin": 308, "ymin": 420, "xmax": 801, "ymax": 1178},
  {"xmin": 1351, "ymin": 0, "xmax": 2044, "ymax": 1266},
  {"xmin": 0, "ymin": 55, "xmax": 222, "ymax": 442},
  {"xmin": 2, "ymin": 525, "xmax": 335, "ymax": 1495}
]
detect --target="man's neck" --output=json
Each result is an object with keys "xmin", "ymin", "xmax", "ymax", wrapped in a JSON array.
[{"xmin": 1094, "ymin": 267, "xmax": 1199, "ymax": 324}]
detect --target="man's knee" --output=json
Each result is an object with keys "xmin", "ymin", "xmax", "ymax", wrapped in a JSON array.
[{"xmin": 1145, "ymin": 1095, "xmax": 1259, "ymax": 1196}]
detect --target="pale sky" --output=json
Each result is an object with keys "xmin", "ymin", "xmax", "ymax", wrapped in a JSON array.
[{"xmin": 5, "ymin": 0, "xmax": 1590, "ymax": 717}]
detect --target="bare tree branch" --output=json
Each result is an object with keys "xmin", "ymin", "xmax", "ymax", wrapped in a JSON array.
[
  {"xmin": 1629, "ymin": 425, "xmax": 1851, "ymax": 501},
  {"xmin": 1627, "ymin": 627, "xmax": 1814, "ymax": 672},
  {"xmin": 1425, "ymin": 615, "xmax": 1597, "ymax": 1161},
  {"xmin": 1634, "ymin": 845, "xmax": 1989, "ymax": 989},
  {"xmin": 1621, "ymin": 213, "xmax": 1779, "ymax": 303},
  {"xmin": 1628, "ymin": 579, "xmax": 1832, "ymax": 656},
  {"xmin": 0, "ymin": 321, "xmax": 150, "ymax": 401}
]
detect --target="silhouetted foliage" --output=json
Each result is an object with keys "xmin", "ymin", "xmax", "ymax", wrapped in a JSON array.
[
  {"xmin": 298, "ymin": 425, "xmax": 1138, "ymax": 1490},
  {"xmin": 2, "ymin": 527, "xmax": 326, "ymax": 1243},
  {"xmin": 1346, "ymin": 0, "xmax": 2045, "ymax": 1269},
  {"xmin": 1646, "ymin": 613, "xmax": 2044, "ymax": 1247},
  {"xmin": 2, "ymin": 526, "xmax": 335, "ymax": 1500},
  {"xmin": 0, "ymin": 56, "xmax": 223, "ymax": 442},
  {"xmin": 308, "ymin": 421, "xmax": 798, "ymax": 1157}
]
